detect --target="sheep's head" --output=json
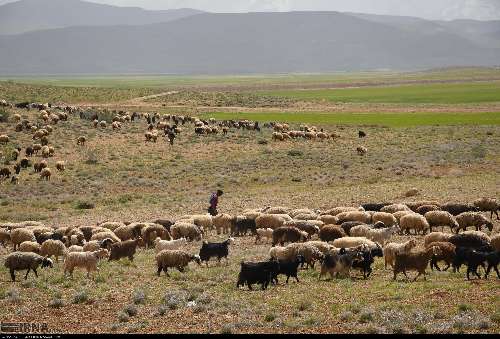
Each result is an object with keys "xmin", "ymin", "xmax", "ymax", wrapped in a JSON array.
[
  {"xmin": 41, "ymin": 257, "xmax": 53, "ymax": 268},
  {"xmin": 430, "ymin": 246, "xmax": 442, "ymax": 256},
  {"xmin": 154, "ymin": 237, "xmax": 162, "ymax": 245},
  {"xmin": 96, "ymin": 249, "xmax": 109, "ymax": 259},
  {"xmin": 227, "ymin": 237, "xmax": 235, "ymax": 245},
  {"xmin": 192, "ymin": 255, "xmax": 202, "ymax": 266},
  {"xmin": 484, "ymin": 221, "xmax": 493, "ymax": 232}
]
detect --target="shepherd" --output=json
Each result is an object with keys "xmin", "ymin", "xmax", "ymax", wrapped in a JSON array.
[{"xmin": 208, "ymin": 190, "xmax": 223, "ymax": 216}]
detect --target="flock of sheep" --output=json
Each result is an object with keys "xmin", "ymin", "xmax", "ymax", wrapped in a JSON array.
[{"xmin": 1, "ymin": 198, "xmax": 498, "ymax": 290}]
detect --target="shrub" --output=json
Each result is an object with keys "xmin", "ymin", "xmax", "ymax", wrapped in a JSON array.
[
  {"xmin": 264, "ymin": 313, "xmax": 276, "ymax": 322},
  {"xmin": 163, "ymin": 290, "xmax": 186, "ymax": 310},
  {"xmin": 158, "ymin": 305, "xmax": 168, "ymax": 316},
  {"xmin": 118, "ymin": 312, "xmax": 129, "ymax": 323},
  {"xmin": 73, "ymin": 290, "xmax": 89, "ymax": 304},
  {"xmin": 287, "ymin": 150, "xmax": 303, "ymax": 157},
  {"xmin": 359, "ymin": 309, "xmax": 374, "ymax": 324},
  {"xmin": 6, "ymin": 288, "xmax": 21, "ymax": 303},
  {"xmin": 124, "ymin": 304, "xmax": 138, "ymax": 317},
  {"xmin": 0, "ymin": 109, "xmax": 9, "ymax": 123},
  {"xmin": 132, "ymin": 289, "xmax": 146, "ymax": 305},
  {"xmin": 75, "ymin": 201, "xmax": 95, "ymax": 210},
  {"xmin": 220, "ymin": 324, "xmax": 234, "ymax": 334},
  {"xmin": 49, "ymin": 298, "xmax": 65, "ymax": 308}
]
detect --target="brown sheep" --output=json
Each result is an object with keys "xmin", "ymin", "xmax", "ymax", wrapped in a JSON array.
[
  {"xmin": 272, "ymin": 227, "xmax": 308, "ymax": 247},
  {"xmin": 425, "ymin": 241, "xmax": 456, "ymax": 271},
  {"xmin": 319, "ymin": 225, "xmax": 346, "ymax": 242},
  {"xmin": 108, "ymin": 238, "xmax": 144, "ymax": 262},
  {"xmin": 393, "ymin": 246, "xmax": 442, "ymax": 281}
]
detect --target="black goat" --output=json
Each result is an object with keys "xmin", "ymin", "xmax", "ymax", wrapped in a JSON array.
[
  {"xmin": 271, "ymin": 255, "xmax": 305, "ymax": 284},
  {"xmin": 231, "ymin": 217, "xmax": 257, "ymax": 236},
  {"xmin": 352, "ymin": 248, "xmax": 375, "ymax": 279},
  {"xmin": 237, "ymin": 259, "xmax": 280, "ymax": 290},
  {"xmin": 199, "ymin": 238, "xmax": 234, "ymax": 266}
]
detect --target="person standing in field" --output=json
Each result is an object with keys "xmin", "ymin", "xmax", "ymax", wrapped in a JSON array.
[{"xmin": 208, "ymin": 190, "xmax": 223, "ymax": 216}]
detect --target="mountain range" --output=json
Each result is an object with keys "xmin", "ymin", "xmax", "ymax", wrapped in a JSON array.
[{"xmin": 0, "ymin": 0, "xmax": 499, "ymax": 75}]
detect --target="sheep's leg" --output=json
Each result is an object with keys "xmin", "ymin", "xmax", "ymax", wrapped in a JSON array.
[
  {"xmin": 294, "ymin": 274, "xmax": 299, "ymax": 283},
  {"xmin": 24, "ymin": 268, "xmax": 31, "ymax": 280},
  {"xmin": 413, "ymin": 272, "xmax": 421, "ymax": 282},
  {"xmin": 33, "ymin": 268, "xmax": 38, "ymax": 278},
  {"xmin": 10, "ymin": 270, "xmax": 15, "ymax": 282},
  {"xmin": 402, "ymin": 270, "xmax": 410, "ymax": 281},
  {"xmin": 443, "ymin": 262, "xmax": 450, "ymax": 271}
]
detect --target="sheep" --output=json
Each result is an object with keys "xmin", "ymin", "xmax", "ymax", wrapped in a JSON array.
[
  {"xmin": 473, "ymin": 197, "xmax": 499, "ymax": 220},
  {"xmin": 108, "ymin": 238, "xmax": 143, "ymax": 262},
  {"xmin": 90, "ymin": 231, "xmax": 121, "ymax": 243},
  {"xmin": 55, "ymin": 161, "xmax": 65, "ymax": 172},
  {"xmin": 269, "ymin": 243, "xmax": 324, "ymax": 269},
  {"xmin": 67, "ymin": 245, "xmax": 84, "ymax": 253},
  {"xmin": 371, "ymin": 212, "xmax": 397, "ymax": 227},
  {"xmin": 198, "ymin": 238, "xmax": 234, "ymax": 266},
  {"xmin": 492, "ymin": 234, "xmax": 500, "ymax": 251},
  {"xmin": 383, "ymin": 239, "xmax": 418, "ymax": 269},
  {"xmin": 356, "ymin": 146, "xmax": 367, "ymax": 156},
  {"xmin": 0, "ymin": 167, "xmax": 11, "ymax": 178},
  {"xmin": 99, "ymin": 121, "xmax": 107, "ymax": 129},
  {"xmin": 455, "ymin": 212, "xmax": 494, "ymax": 233},
  {"xmin": 33, "ymin": 160, "xmax": 48, "ymax": 173},
  {"xmin": 304, "ymin": 241, "xmax": 336, "ymax": 255},
  {"xmin": 289, "ymin": 208, "xmax": 316, "ymax": 218},
  {"xmin": 393, "ymin": 246, "xmax": 442, "ymax": 281},
  {"xmin": 351, "ymin": 247, "xmax": 376, "ymax": 279},
  {"xmin": 4, "ymin": 252, "xmax": 53, "ymax": 281},
  {"xmin": 272, "ymin": 227, "xmax": 308, "ymax": 247},
  {"xmin": 424, "ymin": 211, "xmax": 459, "ymax": 233},
  {"xmin": 461, "ymin": 230, "xmax": 491, "ymax": 243},
  {"xmin": 113, "ymin": 224, "xmax": 141, "ymax": 241},
  {"xmin": 64, "ymin": 249, "xmax": 109, "ymax": 278},
  {"xmin": 40, "ymin": 239, "xmax": 67, "ymax": 262},
  {"xmin": 286, "ymin": 220, "xmax": 322, "ymax": 238},
  {"xmin": 0, "ymin": 228, "xmax": 10, "ymax": 247},
  {"xmin": 40, "ymin": 167, "xmax": 51, "ymax": 180},
  {"xmin": 317, "ymin": 215, "xmax": 339, "ymax": 225},
  {"xmin": 319, "ymin": 225, "xmax": 346, "ymax": 242},
  {"xmin": 400, "ymin": 213, "xmax": 430, "ymax": 235},
  {"xmin": 361, "ymin": 203, "xmax": 393, "ymax": 212},
  {"xmin": 321, "ymin": 206, "xmax": 362, "ymax": 216},
  {"xmin": 336, "ymin": 211, "xmax": 371, "ymax": 224},
  {"xmin": 41, "ymin": 145, "xmax": 50, "ymax": 158},
  {"xmin": 0, "ymin": 134, "xmax": 9, "ymax": 144},
  {"xmin": 361, "ymin": 226, "xmax": 400, "ymax": 246},
  {"xmin": 237, "ymin": 259, "xmax": 280, "ymax": 290},
  {"xmin": 416, "ymin": 204, "xmax": 440, "ymax": 215},
  {"xmin": 381, "ymin": 204, "xmax": 411, "ymax": 214},
  {"xmin": 440, "ymin": 202, "xmax": 479, "ymax": 216},
  {"xmin": 340, "ymin": 221, "xmax": 366, "ymax": 236},
  {"xmin": 255, "ymin": 228, "xmax": 273, "ymax": 244},
  {"xmin": 19, "ymin": 241, "xmax": 42, "ymax": 254},
  {"xmin": 392, "ymin": 210, "xmax": 413, "ymax": 224},
  {"xmin": 332, "ymin": 237, "xmax": 378, "ymax": 251},
  {"xmin": 170, "ymin": 222, "xmax": 203, "ymax": 242},
  {"xmin": 212, "ymin": 214, "xmax": 237, "ymax": 235},
  {"xmin": 99, "ymin": 221, "xmax": 126, "ymax": 232},
  {"xmin": 10, "ymin": 228, "xmax": 36, "ymax": 251},
  {"xmin": 425, "ymin": 241, "xmax": 456, "ymax": 271},
  {"xmin": 232, "ymin": 216, "xmax": 257, "ymax": 236},
  {"xmin": 424, "ymin": 232, "xmax": 453, "ymax": 247},
  {"xmin": 448, "ymin": 233, "xmax": 492, "ymax": 251},
  {"xmin": 77, "ymin": 136, "xmax": 86, "ymax": 146},
  {"xmin": 154, "ymin": 237, "xmax": 187, "ymax": 253},
  {"xmin": 141, "ymin": 223, "xmax": 171, "ymax": 248},
  {"xmin": 462, "ymin": 250, "xmax": 499, "ymax": 280},
  {"xmin": 271, "ymin": 255, "xmax": 306, "ymax": 284},
  {"xmin": 319, "ymin": 249, "xmax": 364, "ymax": 280},
  {"xmin": 349, "ymin": 224, "xmax": 371, "ymax": 238},
  {"xmin": 293, "ymin": 213, "xmax": 318, "ymax": 221},
  {"xmin": 82, "ymin": 238, "xmax": 114, "ymax": 252},
  {"xmin": 255, "ymin": 214, "xmax": 290, "ymax": 230},
  {"xmin": 262, "ymin": 206, "xmax": 291, "ymax": 215},
  {"xmin": 155, "ymin": 250, "xmax": 201, "ymax": 276},
  {"xmin": 404, "ymin": 200, "xmax": 440, "ymax": 212}
]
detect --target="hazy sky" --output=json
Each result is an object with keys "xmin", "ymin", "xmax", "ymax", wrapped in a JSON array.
[{"xmin": 2, "ymin": 0, "xmax": 500, "ymax": 20}]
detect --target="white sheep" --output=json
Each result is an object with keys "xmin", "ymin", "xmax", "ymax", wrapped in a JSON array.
[
  {"xmin": 424, "ymin": 211, "xmax": 459, "ymax": 233},
  {"xmin": 371, "ymin": 212, "xmax": 397, "ymax": 227},
  {"xmin": 255, "ymin": 228, "xmax": 273, "ymax": 243},
  {"xmin": 19, "ymin": 241, "xmax": 41, "ymax": 254},
  {"xmin": 381, "ymin": 204, "xmax": 411, "ymax": 214},
  {"xmin": 10, "ymin": 228, "xmax": 36, "ymax": 251},
  {"xmin": 255, "ymin": 214, "xmax": 289, "ymax": 230},
  {"xmin": 424, "ymin": 232, "xmax": 453, "ymax": 247},
  {"xmin": 40, "ymin": 239, "xmax": 67, "ymax": 262},
  {"xmin": 336, "ymin": 211, "xmax": 371, "ymax": 224},
  {"xmin": 154, "ymin": 237, "xmax": 187, "ymax": 253},
  {"xmin": 455, "ymin": 212, "xmax": 494, "ymax": 233},
  {"xmin": 170, "ymin": 222, "xmax": 203, "ymax": 242},
  {"xmin": 155, "ymin": 250, "xmax": 201, "ymax": 276},
  {"xmin": 64, "ymin": 249, "xmax": 109, "ymax": 278}
]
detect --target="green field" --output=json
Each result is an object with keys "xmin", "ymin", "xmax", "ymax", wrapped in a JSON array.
[
  {"xmin": 2, "ymin": 67, "xmax": 500, "ymax": 89},
  {"xmin": 201, "ymin": 112, "xmax": 500, "ymax": 127},
  {"xmin": 262, "ymin": 82, "xmax": 500, "ymax": 104}
]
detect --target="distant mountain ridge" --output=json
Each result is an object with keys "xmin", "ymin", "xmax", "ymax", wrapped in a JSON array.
[
  {"xmin": 0, "ymin": 0, "xmax": 203, "ymax": 35},
  {"xmin": 0, "ymin": 1, "xmax": 499, "ymax": 75}
]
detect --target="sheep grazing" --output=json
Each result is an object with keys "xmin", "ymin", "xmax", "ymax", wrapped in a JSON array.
[
  {"xmin": 416, "ymin": 204, "xmax": 440, "ymax": 215},
  {"xmin": 55, "ymin": 161, "xmax": 65, "ymax": 172},
  {"xmin": 212, "ymin": 214, "xmax": 237, "ymax": 235},
  {"xmin": 19, "ymin": 241, "xmax": 42, "ymax": 254},
  {"xmin": 170, "ymin": 222, "xmax": 203, "ymax": 242},
  {"xmin": 424, "ymin": 211, "xmax": 459, "ymax": 233},
  {"xmin": 440, "ymin": 202, "xmax": 479, "ymax": 216},
  {"xmin": 332, "ymin": 236, "xmax": 378, "ymax": 250},
  {"xmin": 272, "ymin": 227, "xmax": 308, "ymax": 247},
  {"xmin": 237, "ymin": 259, "xmax": 280, "ymax": 290},
  {"xmin": 425, "ymin": 241, "xmax": 456, "ymax": 271},
  {"xmin": 141, "ymin": 223, "xmax": 171, "ymax": 248},
  {"xmin": 64, "ymin": 249, "xmax": 109, "ymax": 278},
  {"xmin": 91, "ymin": 230, "xmax": 121, "ymax": 243},
  {"xmin": 155, "ymin": 250, "xmax": 201, "ymax": 276},
  {"xmin": 304, "ymin": 241, "xmax": 336, "ymax": 255},
  {"xmin": 491, "ymin": 234, "xmax": 500, "ymax": 251},
  {"xmin": 393, "ymin": 246, "xmax": 442, "ymax": 281},
  {"xmin": 232, "ymin": 216, "xmax": 257, "ymax": 236},
  {"xmin": 77, "ymin": 136, "xmax": 86, "ymax": 146},
  {"xmin": 33, "ymin": 160, "xmax": 48, "ymax": 173},
  {"xmin": 361, "ymin": 203, "xmax": 392, "ymax": 212},
  {"xmin": 317, "ymin": 215, "xmax": 339, "ymax": 225},
  {"xmin": 462, "ymin": 250, "xmax": 499, "ymax": 280},
  {"xmin": 336, "ymin": 211, "xmax": 371, "ymax": 224},
  {"xmin": 108, "ymin": 238, "xmax": 143, "ymax": 262},
  {"xmin": 0, "ymin": 228, "xmax": 11, "ymax": 247},
  {"xmin": 448, "ymin": 232, "xmax": 492, "ymax": 251},
  {"xmin": 154, "ymin": 237, "xmax": 187, "ymax": 253},
  {"xmin": 40, "ymin": 167, "xmax": 51, "ymax": 181},
  {"xmin": 319, "ymin": 225, "xmax": 346, "ymax": 242},
  {"xmin": 271, "ymin": 255, "xmax": 305, "ymax": 284},
  {"xmin": 319, "ymin": 249, "xmax": 364, "ymax": 280},
  {"xmin": 40, "ymin": 239, "xmax": 67, "ymax": 262},
  {"xmin": 455, "ymin": 212, "xmax": 494, "ymax": 233},
  {"xmin": 399, "ymin": 213, "xmax": 430, "ymax": 235},
  {"xmin": 198, "ymin": 238, "xmax": 234, "ymax": 266},
  {"xmin": 10, "ymin": 228, "xmax": 36, "ymax": 251},
  {"xmin": 424, "ymin": 232, "xmax": 453, "ymax": 247},
  {"xmin": 0, "ymin": 134, "xmax": 9, "ymax": 144},
  {"xmin": 383, "ymin": 239, "xmax": 418, "ymax": 269},
  {"xmin": 321, "ymin": 206, "xmax": 361, "ymax": 216},
  {"xmin": 473, "ymin": 197, "xmax": 499, "ymax": 220},
  {"xmin": 255, "ymin": 228, "xmax": 273, "ymax": 244},
  {"xmin": 371, "ymin": 212, "xmax": 397, "ymax": 227},
  {"xmin": 255, "ymin": 214, "xmax": 289, "ymax": 230},
  {"xmin": 340, "ymin": 221, "xmax": 366, "ymax": 236},
  {"xmin": 4, "ymin": 252, "xmax": 53, "ymax": 281},
  {"xmin": 360, "ymin": 226, "xmax": 400, "ymax": 246},
  {"xmin": 381, "ymin": 204, "xmax": 411, "ymax": 214},
  {"xmin": 269, "ymin": 243, "xmax": 324, "ymax": 269}
]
